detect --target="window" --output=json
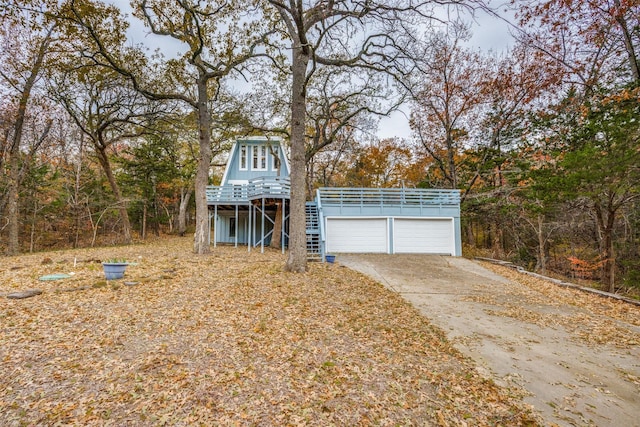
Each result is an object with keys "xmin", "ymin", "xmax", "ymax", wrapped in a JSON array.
[
  {"xmin": 229, "ymin": 217, "xmax": 236, "ymax": 238},
  {"xmin": 239, "ymin": 145, "xmax": 248, "ymax": 170},
  {"xmin": 272, "ymin": 147, "xmax": 281, "ymax": 171},
  {"xmin": 253, "ymin": 144, "xmax": 267, "ymax": 170}
]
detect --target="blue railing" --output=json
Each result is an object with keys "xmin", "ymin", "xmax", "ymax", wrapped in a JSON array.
[
  {"xmin": 206, "ymin": 185, "xmax": 249, "ymax": 204},
  {"xmin": 247, "ymin": 176, "xmax": 290, "ymax": 199},
  {"xmin": 207, "ymin": 176, "xmax": 291, "ymax": 204},
  {"xmin": 318, "ymin": 187, "xmax": 460, "ymax": 208}
]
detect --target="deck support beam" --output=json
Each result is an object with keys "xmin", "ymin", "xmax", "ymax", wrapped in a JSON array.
[
  {"xmin": 248, "ymin": 203, "xmax": 252, "ymax": 252},
  {"xmin": 261, "ymin": 198, "xmax": 265, "ymax": 253},
  {"xmin": 213, "ymin": 205, "xmax": 217, "ymax": 248},
  {"xmin": 234, "ymin": 205, "xmax": 238, "ymax": 247}
]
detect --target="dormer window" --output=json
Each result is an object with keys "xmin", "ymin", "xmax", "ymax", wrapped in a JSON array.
[
  {"xmin": 239, "ymin": 144, "xmax": 248, "ymax": 171},
  {"xmin": 253, "ymin": 145, "xmax": 267, "ymax": 171}
]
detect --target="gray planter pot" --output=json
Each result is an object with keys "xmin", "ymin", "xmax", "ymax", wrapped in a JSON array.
[{"xmin": 102, "ymin": 262, "xmax": 128, "ymax": 280}]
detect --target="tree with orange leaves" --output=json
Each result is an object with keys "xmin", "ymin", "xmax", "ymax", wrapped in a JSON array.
[{"xmin": 514, "ymin": 0, "xmax": 640, "ymax": 89}]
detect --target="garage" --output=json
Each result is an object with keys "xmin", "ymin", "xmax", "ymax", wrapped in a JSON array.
[
  {"xmin": 325, "ymin": 217, "xmax": 388, "ymax": 253},
  {"xmin": 393, "ymin": 218, "xmax": 455, "ymax": 255}
]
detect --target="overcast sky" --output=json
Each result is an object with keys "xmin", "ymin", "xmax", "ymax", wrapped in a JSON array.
[
  {"xmin": 108, "ymin": 1, "xmax": 515, "ymax": 141},
  {"xmin": 379, "ymin": 8, "xmax": 515, "ymax": 140}
]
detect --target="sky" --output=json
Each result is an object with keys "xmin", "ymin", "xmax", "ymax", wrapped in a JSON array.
[
  {"xmin": 108, "ymin": 1, "xmax": 515, "ymax": 141},
  {"xmin": 378, "ymin": 7, "xmax": 515, "ymax": 140}
]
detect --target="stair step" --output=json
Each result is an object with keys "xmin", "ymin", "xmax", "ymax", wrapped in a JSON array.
[{"xmin": 305, "ymin": 202, "xmax": 322, "ymax": 260}]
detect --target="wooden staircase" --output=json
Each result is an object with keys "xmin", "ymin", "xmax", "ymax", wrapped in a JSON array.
[{"xmin": 305, "ymin": 202, "xmax": 322, "ymax": 261}]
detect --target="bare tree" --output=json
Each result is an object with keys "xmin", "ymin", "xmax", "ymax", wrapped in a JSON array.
[
  {"xmin": 410, "ymin": 24, "xmax": 489, "ymax": 191},
  {"xmin": 267, "ymin": 0, "xmax": 473, "ymax": 272},
  {"xmin": 52, "ymin": 67, "xmax": 164, "ymax": 244},
  {"xmin": 0, "ymin": 10, "xmax": 56, "ymax": 254},
  {"xmin": 65, "ymin": 0, "xmax": 273, "ymax": 254}
]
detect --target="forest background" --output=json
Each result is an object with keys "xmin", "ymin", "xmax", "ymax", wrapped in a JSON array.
[{"xmin": 1, "ymin": 0, "xmax": 639, "ymax": 294}]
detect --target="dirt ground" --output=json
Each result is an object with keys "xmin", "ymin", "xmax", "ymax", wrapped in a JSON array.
[{"xmin": 338, "ymin": 254, "xmax": 640, "ymax": 427}]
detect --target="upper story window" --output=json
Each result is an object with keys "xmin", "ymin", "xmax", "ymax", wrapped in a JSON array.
[
  {"xmin": 239, "ymin": 144, "xmax": 248, "ymax": 170},
  {"xmin": 271, "ymin": 146, "xmax": 281, "ymax": 172},
  {"xmin": 253, "ymin": 144, "xmax": 267, "ymax": 170}
]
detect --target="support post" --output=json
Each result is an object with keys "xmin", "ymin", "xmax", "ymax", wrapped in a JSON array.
[
  {"xmin": 282, "ymin": 198, "xmax": 286, "ymax": 254},
  {"xmin": 261, "ymin": 197, "xmax": 265, "ymax": 253},
  {"xmin": 234, "ymin": 205, "xmax": 238, "ymax": 248},
  {"xmin": 213, "ymin": 205, "xmax": 217, "ymax": 248},
  {"xmin": 248, "ymin": 203, "xmax": 251, "ymax": 252}
]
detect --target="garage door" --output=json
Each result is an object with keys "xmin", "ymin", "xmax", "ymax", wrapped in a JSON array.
[
  {"xmin": 393, "ymin": 218, "xmax": 454, "ymax": 255},
  {"xmin": 326, "ymin": 218, "xmax": 388, "ymax": 253}
]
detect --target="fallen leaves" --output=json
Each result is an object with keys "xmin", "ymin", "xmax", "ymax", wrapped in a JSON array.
[
  {"xmin": 2, "ymin": 238, "xmax": 540, "ymax": 425},
  {"xmin": 478, "ymin": 262, "xmax": 640, "ymax": 349}
]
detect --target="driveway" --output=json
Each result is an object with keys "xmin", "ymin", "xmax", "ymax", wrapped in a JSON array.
[{"xmin": 338, "ymin": 254, "xmax": 640, "ymax": 427}]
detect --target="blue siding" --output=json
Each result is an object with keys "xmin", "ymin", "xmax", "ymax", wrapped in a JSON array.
[
  {"xmin": 222, "ymin": 138, "xmax": 289, "ymax": 185},
  {"xmin": 316, "ymin": 188, "xmax": 463, "ymax": 257},
  {"xmin": 214, "ymin": 212, "xmax": 277, "ymax": 246}
]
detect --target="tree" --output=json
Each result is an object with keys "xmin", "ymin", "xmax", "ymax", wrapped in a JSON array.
[
  {"xmin": 267, "ymin": 0, "xmax": 462, "ymax": 272},
  {"xmin": 66, "ymin": 0, "xmax": 272, "ymax": 254},
  {"xmin": 0, "ymin": 9, "xmax": 56, "ymax": 254},
  {"xmin": 552, "ymin": 87, "xmax": 640, "ymax": 292},
  {"xmin": 52, "ymin": 66, "xmax": 162, "ymax": 244},
  {"xmin": 458, "ymin": 41, "xmax": 561, "ymax": 257},
  {"xmin": 514, "ymin": 0, "xmax": 640, "ymax": 89},
  {"xmin": 410, "ymin": 24, "xmax": 490, "ymax": 191},
  {"xmin": 118, "ymin": 113, "xmax": 199, "ymax": 238},
  {"xmin": 344, "ymin": 138, "xmax": 425, "ymax": 188}
]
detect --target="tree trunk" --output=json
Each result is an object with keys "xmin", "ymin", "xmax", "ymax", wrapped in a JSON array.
[
  {"xmin": 95, "ymin": 147, "xmax": 132, "ymax": 244},
  {"xmin": 141, "ymin": 203, "xmax": 147, "ymax": 240},
  {"xmin": 5, "ymin": 28, "xmax": 52, "ymax": 255},
  {"xmin": 603, "ymin": 226, "xmax": 616, "ymax": 293},
  {"xmin": 465, "ymin": 222, "xmax": 474, "ymax": 248},
  {"xmin": 7, "ymin": 146, "xmax": 21, "ymax": 255},
  {"xmin": 178, "ymin": 187, "xmax": 191, "ymax": 236},
  {"xmin": 271, "ymin": 202, "xmax": 283, "ymax": 249},
  {"xmin": 594, "ymin": 202, "xmax": 617, "ymax": 293},
  {"xmin": 446, "ymin": 131, "xmax": 457, "ymax": 189},
  {"xmin": 285, "ymin": 46, "xmax": 310, "ymax": 272},
  {"xmin": 307, "ymin": 157, "xmax": 315, "ymax": 199},
  {"xmin": 73, "ymin": 135, "xmax": 84, "ymax": 248},
  {"xmin": 193, "ymin": 71, "xmax": 212, "ymax": 254},
  {"xmin": 491, "ymin": 221, "xmax": 504, "ymax": 259},
  {"xmin": 535, "ymin": 213, "xmax": 547, "ymax": 275},
  {"xmin": 613, "ymin": 0, "xmax": 640, "ymax": 84}
]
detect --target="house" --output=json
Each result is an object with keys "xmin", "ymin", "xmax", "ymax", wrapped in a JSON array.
[
  {"xmin": 207, "ymin": 137, "xmax": 462, "ymax": 259},
  {"xmin": 207, "ymin": 137, "xmax": 290, "ymax": 250}
]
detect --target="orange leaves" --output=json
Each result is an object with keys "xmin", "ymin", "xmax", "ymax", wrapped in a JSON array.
[{"xmin": 567, "ymin": 256, "xmax": 604, "ymax": 280}]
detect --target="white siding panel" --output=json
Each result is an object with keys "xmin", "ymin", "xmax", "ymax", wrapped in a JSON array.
[
  {"xmin": 326, "ymin": 218, "xmax": 387, "ymax": 253},
  {"xmin": 393, "ymin": 218, "xmax": 454, "ymax": 255}
]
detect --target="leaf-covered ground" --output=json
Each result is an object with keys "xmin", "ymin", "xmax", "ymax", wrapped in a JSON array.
[
  {"xmin": 478, "ymin": 263, "xmax": 640, "ymax": 349},
  {"xmin": 1, "ymin": 237, "xmax": 539, "ymax": 426}
]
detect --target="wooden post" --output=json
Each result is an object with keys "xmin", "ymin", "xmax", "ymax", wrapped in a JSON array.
[{"xmin": 213, "ymin": 205, "xmax": 217, "ymax": 248}]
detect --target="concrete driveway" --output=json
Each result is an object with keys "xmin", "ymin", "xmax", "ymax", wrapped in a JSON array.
[{"xmin": 338, "ymin": 254, "xmax": 640, "ymax": 427}]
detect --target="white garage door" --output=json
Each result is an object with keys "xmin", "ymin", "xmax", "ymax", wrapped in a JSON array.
[
  {"xmin": 393, "ymin": 218, "xmax": 454, "ymax": 255},
  {"xmin": 326, "ymin": 218, "xmax": 388, "ymax": 253}
]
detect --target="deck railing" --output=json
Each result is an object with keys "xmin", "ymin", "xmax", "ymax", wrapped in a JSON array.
[
  {"xmin": 207, "ymin": 176, "xmax": 291, "ymax": 204},
  {"xmin": 247, "ymin": 176, "xmax": 290, "ymax": 199},
  {"xmin": 206, "ymin": 185, "xmax": 249, "ymax": 204},
  {"xmin": 318, "ymin": 187, "xmax": 460, "ymax": 208}
]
